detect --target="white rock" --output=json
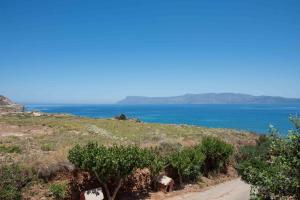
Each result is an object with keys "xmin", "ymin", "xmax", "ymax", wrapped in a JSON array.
[
  {"xmin": 158, "ymin": 175, "xmax": 173, "ymax": 186},
  {"xmin": 84, "ymin": 188, "xmax": 104, "ymax": 200},
  {"xmin": 32, "ymin": 112, "xmax": 42, "ymax": 117}
]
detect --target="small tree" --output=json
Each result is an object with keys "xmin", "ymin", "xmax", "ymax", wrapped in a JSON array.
[
  {"xmin": 168, "ymin": 147, "xmax": 205, "ymax": 187},
  {"xmin": 68, "ymin": 143, "xmax": 154, "ymax": 200}
]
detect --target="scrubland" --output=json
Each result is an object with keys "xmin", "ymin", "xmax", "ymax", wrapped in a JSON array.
[{"xmin": 0, "ymin": 112, "xmax": 258, "ymax": 199}]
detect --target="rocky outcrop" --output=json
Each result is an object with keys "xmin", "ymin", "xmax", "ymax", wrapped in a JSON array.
[{"xmin": 0, "ymin": 95, "xmax": 24, "ymax": 113}]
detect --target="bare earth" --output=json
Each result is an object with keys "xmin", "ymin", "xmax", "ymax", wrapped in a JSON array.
[{"xmin": 166, "ymin": 179, "xmax": 250, "ymax": 200}]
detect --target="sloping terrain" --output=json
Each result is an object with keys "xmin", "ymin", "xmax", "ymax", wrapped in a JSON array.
[
  {"xmin": 0, "ymin": 112, "xmax": 257, "ymax": 199},
  {"xmin": 0, "ymin": 95, "xmax": 24, "ymax": 113}
]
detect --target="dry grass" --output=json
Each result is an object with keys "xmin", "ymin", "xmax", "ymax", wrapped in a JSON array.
[
  {"xmin": 0, "ymin": 112, "xmax": 258, "ymax": 200},
  {"xmin": 0, "ymin": 113, "xmax": 258, "ymax": 169}
]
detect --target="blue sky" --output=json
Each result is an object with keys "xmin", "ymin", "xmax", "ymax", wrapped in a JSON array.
[{"xmin": 0, "ymin": 0, "xmax": 299, "ymax": 103}]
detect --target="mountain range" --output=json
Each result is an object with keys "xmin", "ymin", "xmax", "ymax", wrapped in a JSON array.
[{"xmin": 118, "ymin": 93, "xmax": 300, "ymax": 104}]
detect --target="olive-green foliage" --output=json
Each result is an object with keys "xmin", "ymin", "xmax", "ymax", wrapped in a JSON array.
[
  {"xmin": 49, "ymin": 182, "xmax": 68, "ymax": 200},
  {"xmin": 68, "ymin": 143, "xmax": 158, "ymax": 200},
  {"xmin": 236, "ymin": 135, "xmax": 271, "ymax": 163},
  {"xmin": 0, "ymin": 164, "xmax": 32, "ymax": 200},
  {"xmin": 0, "ymin": 185, "xmax": 20, "ymax": 200},
  {"xmin": 200, "ymin": 137, "xmax": 234, "ymax": 174},
  {"xmin": 168, "ymin": 147, "xmax": 205, "ymax": 185},
  {"xmin": 238, "ymin": 116, "xmax": 300, "ymax": 199},
  {"xmin": 0, "ymin": 145, "xmax": 22, "ymax": 153},
  {"xmin": 69, "ymin": 143, "xmax": 154, "ymax": 182},
  {"xmin": 145, "ymin": 149, "xmax": 166, "ymax": 177}
]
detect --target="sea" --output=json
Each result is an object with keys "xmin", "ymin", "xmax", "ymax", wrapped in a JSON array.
[{"xmin": 26, "ymin": 104, "xmax": 300, "ymax": 135}]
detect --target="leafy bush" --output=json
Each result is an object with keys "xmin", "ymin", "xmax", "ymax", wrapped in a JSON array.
[
  {"xmin": 144, "ymin": 149, "xmax": 166, "ymax": 177},
  {"xmin": 0, "ymin": 145, "xmax": 22, "ymax": 153},
  {"xmin": 49, "ymin": 182, "xmax": 68, "ymax": 200},
  {"xmin": 238, "ymin": 116, "xmax": 300, "ymax": 199},
  {"xmin": 68, "ymin": 143, "xmax": 156, "ymax": 200},
  {"xmin": 0, "ymin": 164, "xmax": 32, "ymax": 200},
  {"xmin": 167, "ymin": 147, "xmax": 205, "ymax": 186},
  {"xmin": 200, "ymin": 137, "xmax": 234, "ymax": 174}
]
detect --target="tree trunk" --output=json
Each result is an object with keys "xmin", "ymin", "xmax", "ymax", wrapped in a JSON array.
[
  {"xmin": 93, "ymin": 171, "xmax": 123, "ymax": 200},
  {"xmin": 103, "ymin": 179, "xmax": 123, "ymax": 200},
  {"xmin": 111, "ymin": 179, "xmax": 123, "ymax": 200},
  {"xmin": 178, "ymin": 170, "xmax": 183, "ymax": 188}
]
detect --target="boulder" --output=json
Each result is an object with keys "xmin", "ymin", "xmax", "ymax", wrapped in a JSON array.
[
  {"xmin": 80, "ymin": 188, "xmax": 104, "ymax": 200},
  {"xmin": 156, "ymin": 175, "xmax": 174, "ymax": 193}
]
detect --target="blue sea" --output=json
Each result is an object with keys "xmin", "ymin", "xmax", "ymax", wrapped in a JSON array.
[{"xmin": 26, "ymin": 104, "xmax": 300, "ymax": 135}]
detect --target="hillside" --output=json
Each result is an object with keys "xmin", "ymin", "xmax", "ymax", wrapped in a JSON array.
[
  {"xmin": 0, "ymin": 112, "xmax": 257, "ymax": 199},
  {"xmin": 0, "ymin": 95, "xmax": 24, "ymax": 113},
  {"xmin": 118, "ymin": 93, "xmax": 300, "ymax": 104},
  {"xmin": 0, "ymin": 112, "xmax": 257, "ymax": 168}
]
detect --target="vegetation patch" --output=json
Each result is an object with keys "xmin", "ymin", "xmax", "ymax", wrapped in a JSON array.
[
  {"xmin": 0, "ymin": 164, "xmax": 33, "ymax": 200},
  {"xmin": 0, "ymin": 145, "xmax": 22, "ymax": 153},
  {"xmin": 41, "ymin": 143, "xmax": 55, "ymax": 151},
  {"xmin": 200, "ymin": 137, "xmax": 234, "ymax": 175},
  {"xmin": 167, "ymin": 146, "xmax": 205, "ymax": 187},
  {"xmin": 49, "ymin": 182, "xmax": 68, "ymax": 200},
  {"xmin": 0, "ymin": 113, "xmax": 258, "ymax": 199},
  {"xmin": 237, "ymin": 116, "xmax": 300, "ymax": 199},
  {"xmin": 69, "ymin": 143, "xmax": 159, "ymax": 200}
]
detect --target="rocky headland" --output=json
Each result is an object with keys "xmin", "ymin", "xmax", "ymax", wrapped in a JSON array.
[{"xmin": 0, "ymin": 95, "xmax": 24, "ymax": 113}]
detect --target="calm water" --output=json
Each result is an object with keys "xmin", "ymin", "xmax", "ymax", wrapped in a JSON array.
[{"xmin": 26, "ymin": 104, "xmax": 300, "ymax": 134}]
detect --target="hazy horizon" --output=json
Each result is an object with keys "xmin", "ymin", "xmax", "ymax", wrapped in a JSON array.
[
  {"xmin": 1, "ymin": 0, "xmax": 299, "ymax": 103},
  {"xmin": 5, "ymin": 92, "xmax": 300, "ymax": 105}
]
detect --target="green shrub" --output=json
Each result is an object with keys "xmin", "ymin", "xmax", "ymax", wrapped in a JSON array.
[
  {"xmin": 0, "ymin": 164, "xmax": 32, "ymax": 200},
  {"xmin": 168, "ymin": 147, "xmax": 205, "ymax": 186},
  {"xmin": 49, "ymin": 182, "xmax": 67, "ymax": 200},
  {"xmin": 200, "ymin": 137, "xmax": 234, "ymax": 174},
  {"xmin": 144, "ymin": 148, "xmax": 166, "ymax": 177},
  {"xmin": 0, "ymin": 145, "xmax": 22, "ymax": 153},
  {"xmin": 238, "ymin": 116, "xmax": 300, "ymax": 199},
  {"xmin": 0, "ymin": 185, "xmax": 21, "ymax": 200},
  {"xmin": 68, "ymin": 143, "xmax": 156, "ymax": 200}
]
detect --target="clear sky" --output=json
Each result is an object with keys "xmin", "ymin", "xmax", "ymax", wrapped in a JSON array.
[{"xmin": 0, "ymin": 0, "xmax": 299, "ymax": 103}]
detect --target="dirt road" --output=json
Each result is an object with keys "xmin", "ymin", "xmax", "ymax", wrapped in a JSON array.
[{"xmin": 167, "ymin": 178, "xmax": 250, "ymax": 200}]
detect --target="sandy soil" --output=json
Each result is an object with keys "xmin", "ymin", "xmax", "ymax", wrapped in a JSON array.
[{"xmin": 0, "ymin": 122, "xmax": 52, "ymax": 137}]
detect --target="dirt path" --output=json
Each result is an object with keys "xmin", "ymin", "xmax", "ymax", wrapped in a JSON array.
[{"xmin": 166, "ymin": 178, "xmax": 250, "ymax": 200}]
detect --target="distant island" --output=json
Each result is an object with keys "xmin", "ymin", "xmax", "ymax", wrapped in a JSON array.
[{"xmin": 118, "ymin": 93, "xmax": 300, "ymax": 104}]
